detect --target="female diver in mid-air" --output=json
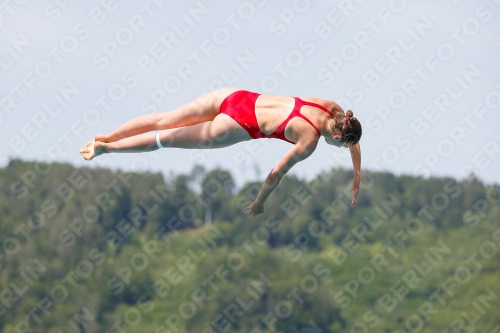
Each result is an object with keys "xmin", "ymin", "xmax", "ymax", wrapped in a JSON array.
[{"xmin": 80, "ymin": 88, "xmax": 362, "ymax": 218}]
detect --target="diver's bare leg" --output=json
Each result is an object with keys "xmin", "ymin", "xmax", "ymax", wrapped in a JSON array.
[
  {"xmin": 94, "ymin": 88, "xmax": 239, "ymax": 143},
  {"xmin": 80, "ymin": 113, "xmax": 251, "ymax": 160}
]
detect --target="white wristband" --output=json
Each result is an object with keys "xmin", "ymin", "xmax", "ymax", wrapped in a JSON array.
[{"xmin": 156, "ymin": 132, "xmax": 164, "ymax": 149}]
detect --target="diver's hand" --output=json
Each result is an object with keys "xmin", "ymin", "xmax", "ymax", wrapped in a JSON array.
[
  {"xmin": 351, "ymin": 177, "xmax": 360, "ymax": 207},
  {"xmin": 241, "ymin": 202, "xmax": 264, "ymax": 218}
]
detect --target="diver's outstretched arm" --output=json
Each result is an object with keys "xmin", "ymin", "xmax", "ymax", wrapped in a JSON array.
[
  {"xmin": 349, "ymin": 142, "xmax": 361, "ymax": 206},
  {"xmin": 242, "ymin": 140, "xmax": 318, "ymax": 218}
]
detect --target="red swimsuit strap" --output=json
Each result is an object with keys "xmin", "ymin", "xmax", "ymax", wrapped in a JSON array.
[
  {"xmin": 291, "ymin": 112, "xmax": 321, "ymax": 136},
  {"xmin": 291, "ymin": 97, "xmax": 332, "ymax": 136},
  {"xmin": 269, "ymin": 98, "xmax": 332, "ymax": 144},
  {"xmin": 295, "ymin": 97, "xmax": 333, "ymax": 115}
]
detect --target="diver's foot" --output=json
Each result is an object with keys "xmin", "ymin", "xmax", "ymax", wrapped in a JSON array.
[{"xmin": 80, "ymin": 139, "xmax": 107, "ymax": 160}]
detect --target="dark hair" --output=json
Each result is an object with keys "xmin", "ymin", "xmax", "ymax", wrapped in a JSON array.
[{"xmin": 332, "ymin": 110, "xmax": 362, "ymax": 146}]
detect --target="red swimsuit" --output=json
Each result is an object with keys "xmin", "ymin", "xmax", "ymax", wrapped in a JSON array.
[{"xmin": 220, "ymin": 90, "xmax": 332, "ymax": 144}]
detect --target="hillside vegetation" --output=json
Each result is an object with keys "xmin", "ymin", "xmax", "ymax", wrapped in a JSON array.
[{"xmin": 0, "ymin": 159, "xmax": 499, "ymax": 333}]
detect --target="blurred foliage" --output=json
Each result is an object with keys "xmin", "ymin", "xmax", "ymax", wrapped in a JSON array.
[{"xmin": 0, "ymin": 159, "xmax": 499, "ymax": 332}]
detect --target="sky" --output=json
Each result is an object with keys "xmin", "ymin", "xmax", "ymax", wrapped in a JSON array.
[{"xmin": 1, "ymin": 0, "xmax": 499, "ymax": 186}]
